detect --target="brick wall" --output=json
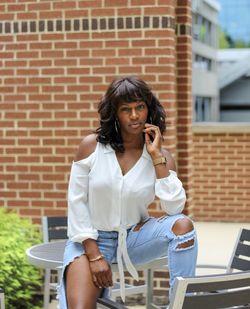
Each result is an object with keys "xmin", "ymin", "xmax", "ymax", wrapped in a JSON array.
[
  {"xmin": 192, "ymin": 124, "xmax": 250, "ymax": 222},
  {"xmin": 1, "ymin": 0, "xmax": 192, "ymax": 222},
  {"xmin": 1, "ymin": 0, "xmax": 192, "ymax": 304}
]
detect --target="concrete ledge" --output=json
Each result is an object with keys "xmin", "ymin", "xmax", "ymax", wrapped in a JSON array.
[{"xmin": 193, "ymin": 122, "xmax": 250, "ymax": 133}]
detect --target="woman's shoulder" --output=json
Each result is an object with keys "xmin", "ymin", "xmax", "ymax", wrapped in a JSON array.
[{"xmin": 74, "ymin": 134, "xmax": 97, "ymax": 161}]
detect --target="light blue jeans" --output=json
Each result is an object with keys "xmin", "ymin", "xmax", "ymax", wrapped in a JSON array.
[{"xmin": 58, "ymin": 214, "xmax": 198, "ymax": 308}]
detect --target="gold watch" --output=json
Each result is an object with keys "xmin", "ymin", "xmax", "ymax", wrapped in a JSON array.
[{"xmin": 153, "ymin": 156, "xmax": 167, "ymax": 166}]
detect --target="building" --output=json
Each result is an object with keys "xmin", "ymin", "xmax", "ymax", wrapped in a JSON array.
[
  {"xmin": 191, "ymin": 1, "xmax": 250, "ymax": 223},
  {"xmin": 218, "ymin": 48, "xmax": 250, "ymax": 121},
  {"xmin": 192, "ymin": 0, "xmax": 221, "ymax": 121}
]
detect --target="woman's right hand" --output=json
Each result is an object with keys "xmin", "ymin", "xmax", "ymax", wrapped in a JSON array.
[
  {"xmin": 83, "ymin": 238, "xmax": 113, "ymax": 288},
  {"xmin": 89, "ymin": 258, "xmax": 113, "ymax": 288}
]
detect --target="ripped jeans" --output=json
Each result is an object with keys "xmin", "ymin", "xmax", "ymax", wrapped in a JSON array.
[
  {"xmin": 59, "ymin": 214, "xmax": 197, "ymax": 308},
  {"xmin": 126, "ymin": 214, "xmax": 197, "ymax": 295}
]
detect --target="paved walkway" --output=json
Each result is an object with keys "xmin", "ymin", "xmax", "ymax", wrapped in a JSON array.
[
  {"xmin": 48, "ymin": 221, "xmax": 250, "ymax": 309},
  {"xmin": 195, "ymin": 221, "xmax": 250, "ymax": 274}
]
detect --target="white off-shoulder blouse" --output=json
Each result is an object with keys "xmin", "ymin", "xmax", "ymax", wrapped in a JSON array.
[{"xmin": 67, "ymin": 142, "xmax": 186, "ymax": 299}]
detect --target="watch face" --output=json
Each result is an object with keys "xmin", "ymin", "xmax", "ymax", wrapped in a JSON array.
[
  {"xmin": 161, "ymin": 157, "xmax": 167, "ymax": 164},
  {"xmin": 153, "ymin": 156, "xmax": 167, "ymax": 166}
]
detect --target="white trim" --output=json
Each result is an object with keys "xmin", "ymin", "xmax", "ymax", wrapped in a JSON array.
[
  {"xmin": 219, "ymin": 55, "xmax": 250, "ymax": 88},
  {"xmin": 204, "ymin": 0, "xmax": 221, "ymax": 12},
  {"xmin": 193, "ymin": 122, "xmax": 250, "ymax": 133}
]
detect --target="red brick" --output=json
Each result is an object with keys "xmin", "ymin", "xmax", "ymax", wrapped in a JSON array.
[
  {"xmin": 55, "ymin": 42, "xmax": 78, "ymax": 49},
  {"xmin": 29, "ymin": 112, "xmax": 51, "ymax": 118},
  {"xmin": 0, "ymin": 13, "xmax": 14, "ymax": 20},
  {"xmin": 104, "ymin": 0, "xmax": 127, "ymax": 6},
  {"xmin": 41, "ymin": 34, "xmax": 65, "ymax": 41},
  {"xmin": 65, "ymin": 10, "xmax": 88, "ymax": 18},
  {"xmin": 53, "ymin": 2, "xmax": 77, "ymax": 9},
  {"xmin": 8, "ymin": 201, "xmax": 29, "ymax": 207},
  {"xmin": 30, "ymin": 42, "xmax": 52, "ymax": 49},
  {"xmin": 20, "ymin": 208, "xmax": 42, "ymax": 216},
  {"xmin": 28, "ymin": 2, "xmax": 51, "ymax": 10},
  {"xmin": 39, "ymin": 10, "xmax": 62, "ymax": 19},
  {"xmin": 16, "ymin": 12, "xmax": 37, "ymax": 20},
  {"xmin": 91, "ymin": 8, "xmax": 115, "ymax": 16},
  {"xmin": 16, "ymin": 34, "xmax": 38, "ymax": 42},
  {"xmin": 144, "ymin": 6, "xmax": 173, "ymax": 15},
  {"xmin": 131, "ymin": 0, "xmax": 156, "ymax": 5},
  {"xmin": 78, "ymin": 1, "xmax": 102, "ymax": 8}
]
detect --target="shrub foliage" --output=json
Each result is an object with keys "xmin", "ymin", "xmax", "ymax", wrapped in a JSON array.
[{"xmin": 0, "ymin": 208, "xmax": 43, "ymax": 308}]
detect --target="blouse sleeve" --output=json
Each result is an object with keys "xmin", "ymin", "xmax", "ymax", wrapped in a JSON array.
[
  {"xmin": 155, "ymin": 170, "xmax": 186, "ymax": 215},
  {"xmin": 67, "ymin": 154, "xmax": 98, "ymax": 243}
]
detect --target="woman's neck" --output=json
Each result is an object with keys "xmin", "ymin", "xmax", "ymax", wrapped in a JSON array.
[{"xmin": 122, "ymin": 135, "xmax": 144, "ymax": 150}]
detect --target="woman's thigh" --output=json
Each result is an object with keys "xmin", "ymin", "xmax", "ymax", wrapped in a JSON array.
[
  {"xmin": 126, "ymin": 214, "xmax": 186, "ymax": 265},
  {"xmin": 66, "ymin": 254, "xmax": 101, "ymax": 308},
  {"xmin": 61, "ymin": 232, "xmax": 118, "ymax": 307}
]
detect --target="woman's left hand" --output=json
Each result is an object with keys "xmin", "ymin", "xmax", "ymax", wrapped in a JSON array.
[{"xmin": 144, "ymin": 123, "xmax": 163, "ymax": 159}]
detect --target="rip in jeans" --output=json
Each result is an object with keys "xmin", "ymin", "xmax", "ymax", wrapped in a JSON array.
[{"xmin": 175, "ymin": 236, "xmax": 195, "ymax": 251}]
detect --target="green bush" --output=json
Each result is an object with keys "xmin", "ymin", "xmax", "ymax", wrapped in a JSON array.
[{"xmin": 0, "ymin": 208, "xmax": 43, "ymax": 309}]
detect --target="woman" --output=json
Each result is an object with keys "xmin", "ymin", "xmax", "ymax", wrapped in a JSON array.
[{"xmin": 59, "ymin": 76, "xmax": 197, "ymax": 308}]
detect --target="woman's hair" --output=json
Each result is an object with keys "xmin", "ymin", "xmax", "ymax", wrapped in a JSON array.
[{"xmin": 95, "ymin": 76, "xmax": 166, "ymax": 152}]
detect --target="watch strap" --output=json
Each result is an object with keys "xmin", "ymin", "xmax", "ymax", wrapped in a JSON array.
[{"xmin": 153, "ymin": 156, "xmax": 167, "ymax": 166}]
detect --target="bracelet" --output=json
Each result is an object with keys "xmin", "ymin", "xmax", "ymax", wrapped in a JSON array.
[
  {"xmin": 88, "ymin": 254, "xmax": 104, "ymax": 262},
  {"xmin": 153, "ymin": 156, "xmax": 167, "ymax": 166}
]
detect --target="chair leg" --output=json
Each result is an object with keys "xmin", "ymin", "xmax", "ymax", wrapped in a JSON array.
[
  {"xmin": 146, "ymin": 268, "xmax": 152, "ymax": 309},
  {"xmin": 44, "ymin": 269, "xmax": 51, "ymax": 309},
  {"xmin": 146, "ymin": 269, "xmax": 159, "ymax": 309},
  {"xmin": 0, "ymin": 288, "xmax": 5, "ymax": 309}
]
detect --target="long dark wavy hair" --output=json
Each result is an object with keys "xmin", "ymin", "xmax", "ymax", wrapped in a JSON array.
[{"xmin": 95, "ymin": 76, "xmax": 166, "ymax": 152}]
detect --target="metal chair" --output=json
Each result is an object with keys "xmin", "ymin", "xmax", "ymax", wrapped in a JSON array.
[
  {"xmin": 226, "ymin": 227, "xmax": 250, "ymax": 273},
  {"xmin": 42, "ymin": 216, "xmax": 68, "ymax": 309},
  {"xmin": 0, "ymin": 288, "xmax": 5, "ymax": 309},
  {"xmin": 110, "ymin": 256, "xmax": 168, "ymax": 308},
  {"xmin": 169, "ymin": 271, "xmax": 250, "ymax": 309}
]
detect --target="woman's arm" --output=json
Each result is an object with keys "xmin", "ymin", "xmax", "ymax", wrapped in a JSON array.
[
  {"xmin": 144, "ymin": 123, "xmax": 186, "ymax": 215},
  {"xmin": 67, "ymin": 134, "xmax": 98, "ymax": 242},
  {"xmin": 68, "ymin": 134, "xmax": 113, "ymax": 288}
]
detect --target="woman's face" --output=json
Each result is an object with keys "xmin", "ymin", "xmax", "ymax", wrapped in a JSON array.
[{"xmin": 116, "ymin": 101, "xmax": 148, "ymax": 136}]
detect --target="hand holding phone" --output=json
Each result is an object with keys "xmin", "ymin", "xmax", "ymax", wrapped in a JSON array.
[{"xmin": 143, "ymin": 123, "xmax": 163, "ymax": 158}]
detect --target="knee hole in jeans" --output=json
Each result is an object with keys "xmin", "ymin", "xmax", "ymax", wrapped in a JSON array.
[{"xmin": 172, "ymin": 218, "xmax": 195, "ymax": 249}]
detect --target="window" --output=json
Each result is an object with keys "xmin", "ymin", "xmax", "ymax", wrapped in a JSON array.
[
  {"xmin": 193, "ymin": 54, "xmax": 212, "ymax": 71},
  {"xmin": 195, "ymin": 96, "xmax": 212, "ymax": 121},
  {"xmin": 192, "ymin": 13, "xmax": 214, "ymax": 46}
]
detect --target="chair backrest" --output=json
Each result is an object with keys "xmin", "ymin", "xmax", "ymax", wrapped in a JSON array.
[
  {"xmin": 169, "ymin": 271, "xmax": 250, "ymax": 309},
  {"xmin": 227, "ymin": 228, "xmax": 250, "ymax": 272},
  {"xmin": 42, "ymin": 216, "xmax": 68, "ymax": 243}
]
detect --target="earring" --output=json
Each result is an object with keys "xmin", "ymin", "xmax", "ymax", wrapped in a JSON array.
[
  {"xmin": 150, "ymin": 115, "xmax": 153, "ymax": 124},
  {"xmin": 115, "ymin": 119, "xmax": 119, "ymax": 133}
]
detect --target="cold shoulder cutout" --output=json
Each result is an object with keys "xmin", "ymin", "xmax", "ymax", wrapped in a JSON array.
[{"xmin": 74, "ymin": 134, "xmax": 97, "ymax": 162}]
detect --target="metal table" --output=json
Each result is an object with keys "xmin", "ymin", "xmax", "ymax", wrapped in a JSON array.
[{"xmin": 26, "ymin": 240, "xmax": 66, "ymax": 269}]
